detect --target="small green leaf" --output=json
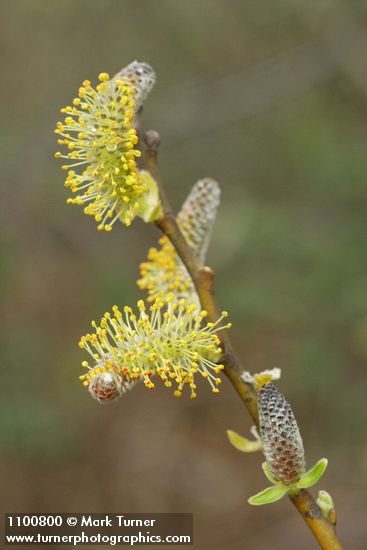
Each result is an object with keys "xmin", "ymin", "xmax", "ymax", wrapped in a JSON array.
[
  {"xmin": 296, "ymin": 458, "xmax": 328, "ymax": 489},
  {"xmin": 316, "ymin": 490, "xmax": 334, "ymax": 519},
  {"xmin": 248, "ymin": 484, "xmax": 288, "ymax": 506},
  {"xmin": 136, "ymin": 170, "xmax": 163, "ymax": 223},
  {"xmin": 226, "ymin": 429, "xmax": 262, "ymax": 453},
  {"xmin": 262, "ymin": 462, "xmax": 278, "ymax": 484}
]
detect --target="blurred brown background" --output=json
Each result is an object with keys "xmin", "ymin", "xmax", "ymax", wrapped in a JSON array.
[{"xmin": 1, "ymin": 1, "xmax": 367, "ymax": 548}]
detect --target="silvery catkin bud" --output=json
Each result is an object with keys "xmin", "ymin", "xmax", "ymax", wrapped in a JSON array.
[
  {"xmin": 86, "ymin": 367, "xmax": 136, "ymax": 403},
  {"xmin": 114, "ymin": 61, "xmax": 156, "ymax": 112},
  {"xmin": 137, "ymin": 178, "xmax": 221, "ymax": 304},
  {"xmin": 258, "ymin": 383, "xmax": 306, "ymax": 484},
  {"xmin": 177, "ymin": 178, "xmax": 221, "ymax": 264}
]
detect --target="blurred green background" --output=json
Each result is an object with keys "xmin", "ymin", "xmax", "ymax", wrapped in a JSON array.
[{"xmin": 1, "ymin": 0, "xmax": 366, "ymax": 548}]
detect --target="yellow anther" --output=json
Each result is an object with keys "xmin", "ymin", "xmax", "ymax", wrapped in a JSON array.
[{"xmin": 137, "ymin": 300, "xmax": 145, "ymax": 310}]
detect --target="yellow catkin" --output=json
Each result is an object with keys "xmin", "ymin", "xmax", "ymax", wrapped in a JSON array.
[
  {"xmin": 55, "ymin": 63, "xmax": 156, "ymax": 231},
  {"xmin": 79, "ymin": 298, "xmax": 230, "ymax": 400}
]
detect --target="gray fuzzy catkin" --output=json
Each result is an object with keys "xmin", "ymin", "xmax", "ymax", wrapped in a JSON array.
[
  {"xmin": 178, "ymin": 178, "xmax": 221, "ymax": 264},
  {"xmin": 114, "ymin": 61, "xmax": 156, "ymax": 111},
  {"xmin": 258, "ymin": 383, "xmax": 306, "ymax": 484}
]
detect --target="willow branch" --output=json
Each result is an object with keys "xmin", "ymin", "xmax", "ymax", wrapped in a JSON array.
[
  {"xmin": 143, "ymin": 130, "xmax": 344, "ymax": 550},
  {"xmin": 143, "ymin": 130, "xmax": 258, "ymax": 424}
]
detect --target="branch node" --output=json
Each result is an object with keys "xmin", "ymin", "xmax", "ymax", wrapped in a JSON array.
[
  {"xmin": 144, "ymin": 130, "xmax": 161, "ymax": 153},
  {"xmin": 200, "ymin": 265, "xmax": 215, "ymax": 276}
]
